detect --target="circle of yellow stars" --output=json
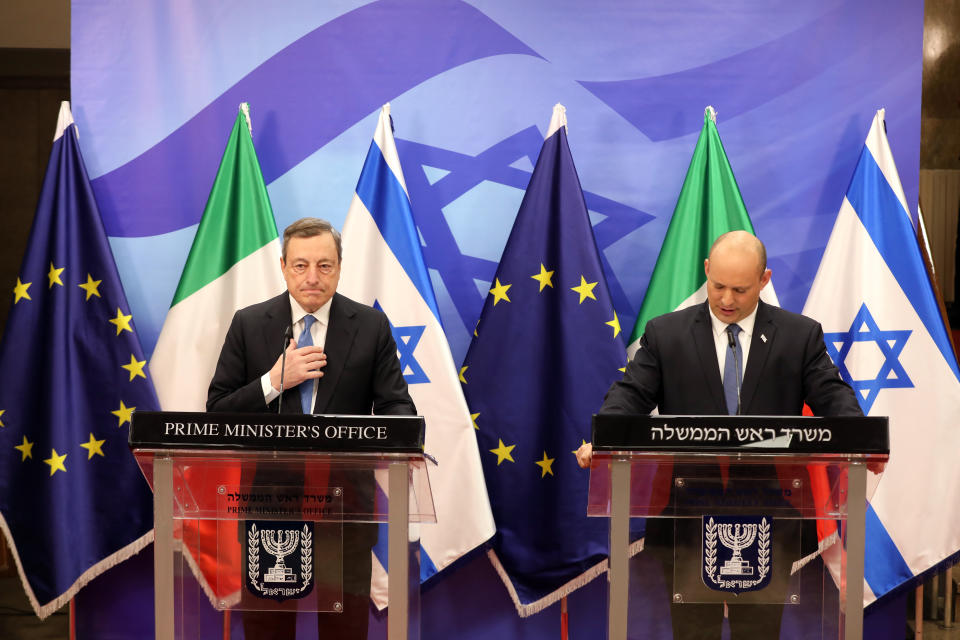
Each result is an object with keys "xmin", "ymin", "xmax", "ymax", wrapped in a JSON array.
[
  {"xmin": 483, "ymin": 264, "xmax": 620, "ymax": 339},
  {"xmin": 6, "ymin": 264, "xmax": 144, "ymax": 477},
  {"xmin": 468, "ymin": 260, "xmax": 626, "ymax": 479}
]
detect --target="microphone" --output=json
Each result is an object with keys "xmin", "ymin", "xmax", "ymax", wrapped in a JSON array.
[
  {"xmin": 277, "ymin": 324, "xmax": 293, "ymax": 415},
  {"xmin": 726, "ymin": 328, "xmax": 742, "ymax": 415}
]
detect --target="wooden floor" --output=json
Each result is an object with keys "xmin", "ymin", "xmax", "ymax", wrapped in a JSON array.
[
  {"xmin": 0, "ymin": 574, "xmax": 67, "ymax": 640},
  {"xmin": 911, "ymin": 621, "xmax": 960, "ymax": 640}
]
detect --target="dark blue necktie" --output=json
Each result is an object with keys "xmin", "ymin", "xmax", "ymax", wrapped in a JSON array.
[
  {"xmin": 298, "ymin": 315, "xmax": 316, "ymax": 414},
  {"xmin": 723, "ymin": 324, "xmax": 743, "ymax": 415}
]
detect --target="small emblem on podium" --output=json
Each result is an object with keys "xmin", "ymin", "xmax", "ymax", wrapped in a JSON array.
[
  {"xmin": 245, "ymin": 520, "xmax": 314, "ymax": 601},
  {"xmin": 702, "ymin": 515, "xmax": 772, "ymax": 594}
]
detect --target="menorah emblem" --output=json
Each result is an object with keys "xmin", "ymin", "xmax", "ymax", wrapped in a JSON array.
[
  {"xmin": 717, "ymin": 522, "xmax": 758, "ymax": 576},
  {"xmin": 262, "ymin": 528, "xmax": 300, "ymax": 583},
  {"xmin": 702, "ymin": 515, "xmax": 772, "ymax": 593},
  {"xmin": 245, "ymin": 521, "xmax": 314, "ymax": 601}
]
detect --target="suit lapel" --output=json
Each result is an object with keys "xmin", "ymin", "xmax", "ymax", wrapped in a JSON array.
[
  {"xmin": 740, "ymin": 301, "xmax": 775, "ymax": 413},
  {"xmin": 262, "ymin": 293, "xmax": 298, "ymax": 412},
  {"xmin": 693, "ymin": 303, "xmax": 727, "ymax": 412},
  {"xmin": 313, "ymin": 294, "xmax": 359, "ymax": 413},
  {"xmin": 261, "ymin": 293, "xmax": 293, "ymax": 351}
]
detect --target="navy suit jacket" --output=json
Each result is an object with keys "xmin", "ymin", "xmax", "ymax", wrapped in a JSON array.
[
  {"xmin": 601, "ymin": 300, "xmax": 861, "ymax": 417},
  {"xmin": 600, "ymin": 300, "xmax": 862, "ymax": 551},
  {"xmin": 207, "ymin": 291, "xmax": 415, "ymax": 417}
]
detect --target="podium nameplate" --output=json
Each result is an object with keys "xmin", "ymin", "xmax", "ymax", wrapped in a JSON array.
[
  {"xmin": 592, "ymin": 414, "xmax": 888, "ymax": 455},
  {"xmin": 129, "ymin": 411, "xmax": 424, "ymax": 453}
]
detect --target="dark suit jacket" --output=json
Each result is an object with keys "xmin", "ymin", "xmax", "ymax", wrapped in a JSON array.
[
  {"xmin": 601, "ymin": 300, "xmax": 862, "ymax": 417},
  {"xmin": 207, "ymin": 291, "xmax": 416, "ymax": 417},
  {"xmin": 601, "ymin": 300, "xmax": 862, "ymax": 554},
  {"xmin": 207, "ymin": 291, "xmax": 416, "ymax": 562}
]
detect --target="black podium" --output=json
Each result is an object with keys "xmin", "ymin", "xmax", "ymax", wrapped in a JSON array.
[
  {"xmin": 130, "ymin": 411, "xmax": 435, "ymax": 640},
  {"xmin": 588, "ymin": 415, "xmax": 888, "ymax": 640}
]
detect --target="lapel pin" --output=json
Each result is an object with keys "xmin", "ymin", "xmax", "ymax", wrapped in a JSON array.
[{"xmin": 760, "ymin": 334, "xmax": 767, "ymax": 343}]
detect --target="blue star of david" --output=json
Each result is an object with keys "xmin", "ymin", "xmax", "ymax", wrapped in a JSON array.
[
  {"xmin": 373, "ymin": 301, "xmax": 430, "ymax": 385},
  {"xmin": 395, "ymin": 128, "xmax": 654, "ymax": 331},
  {"xmin": 823, "ymin": 304, "xmax": 913, "ymax": 414}
]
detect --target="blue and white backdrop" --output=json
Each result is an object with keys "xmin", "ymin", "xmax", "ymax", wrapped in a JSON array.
[
  {"xmin": 71, "ymin": 1, "xmax": 924, "ymax": 637},
  {"xmin": 73, "ymin": 0, "xmax": 923, "ymax": 369}
]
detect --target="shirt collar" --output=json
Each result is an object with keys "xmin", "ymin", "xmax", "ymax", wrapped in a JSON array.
[
  {"xmin": 709, "ymin": 301, "xmax": 759, "ymax": 338},
  {"xmin": 289, "ymin": 294, "xmax": 332, "ymax": 328}
]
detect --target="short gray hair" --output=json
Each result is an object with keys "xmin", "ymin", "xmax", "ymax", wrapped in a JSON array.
[{"xmin": 281, "ymin": 218, "xmax": 342, "ymax": 262}]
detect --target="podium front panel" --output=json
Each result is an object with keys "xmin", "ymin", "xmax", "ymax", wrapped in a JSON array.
[
  {"xmin": 135, "ymin": 452, "xmax": 436, "ymax": 523},
  {"xmin": 671, "ymin": 474, "xmax": 803, "ymax": 605},
  {"xmin": 215, "ymin": 486, "xmax": 344, "ymax": 612},
  {"xmin": 587, "ymin": 455, "xmax": 850, "ymax": 520},
  {"xmin": 132, "ymin": 412, "xmax": 433, "ymax": 640}
]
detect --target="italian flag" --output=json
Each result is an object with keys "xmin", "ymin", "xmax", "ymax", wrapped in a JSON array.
[
  {"xmin": 626, "ymin": 106, "xmax": 778, "ymax": 359},
  {"xmin": 626, "ymin": 107, "xmax": 840, "ymax": 552},
  {"xmin": 150, "ymin": 103, "xmax": 285, "ymax": 412},
  {"xmin": 149, "ymin": 104, "xmax": 284, "ymax": 606}
]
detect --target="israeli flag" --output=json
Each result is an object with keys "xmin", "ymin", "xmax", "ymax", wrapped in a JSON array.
[
  {"xmin": 803, "ymin": 109, "xmax": 960, "ymax": 605},
  {"xmin": 339, "ymin": 104, "xmax": 495, "ymax": 608}
]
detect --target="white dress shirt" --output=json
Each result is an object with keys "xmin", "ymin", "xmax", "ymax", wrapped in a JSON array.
[
  {"xmin": 708, "ymin": 303, "xmax": 759, "ymax": 384},
  {"xmin": 261, "ymin": 296, "xmax": 332, "ymax": 408}
]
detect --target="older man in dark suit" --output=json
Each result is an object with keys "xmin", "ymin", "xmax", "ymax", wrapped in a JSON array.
[
  {"xmin": 578, "ymin": 230, "xmax": 862, "ymax": 639},
  {"xmin": 208, "ymin": 217, "xmax": 415, "ymax": 640}
]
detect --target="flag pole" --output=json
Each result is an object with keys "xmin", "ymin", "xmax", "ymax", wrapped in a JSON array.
[
  {"xmin": 560, "ymin": 595, "xmax": 569, "ymax": 640},
  {"xmin": 916, "ymin": 585, "xmax": 924, "ymax": 639},
  {"xmin": 916, "ymin": 201, "xmax": 959, "ymax": 357}
]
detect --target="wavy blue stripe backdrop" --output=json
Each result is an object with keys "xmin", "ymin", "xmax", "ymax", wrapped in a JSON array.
[{"xmin": 73, "ymin": 0, "xmax": 923, "ymax": 371}]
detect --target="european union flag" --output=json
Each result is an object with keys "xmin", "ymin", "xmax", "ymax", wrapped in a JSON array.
[
  {"xmin": 0, "ymin": 102, "xmax": 157, "ymax": 618},
  {"xmin": 461, "ymin": 105, "xmax": 626, "ymax": 615}
]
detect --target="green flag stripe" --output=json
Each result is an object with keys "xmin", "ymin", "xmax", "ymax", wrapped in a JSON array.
[
  {"xmin": 170, "ymin": 110, "xmax": 279, "ymax": 306},
  {"xmin": 629, "ymin": 112, "xmax": 755, "ymax": 343}
]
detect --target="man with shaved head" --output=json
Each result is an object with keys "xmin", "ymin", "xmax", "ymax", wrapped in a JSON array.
[{"xmin": 578, "ymin": 231, "xmax": 861, "ymax": 639}]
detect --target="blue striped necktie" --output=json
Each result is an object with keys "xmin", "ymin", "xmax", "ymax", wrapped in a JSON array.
[
  {"xmin": 723, "ymin": 323, "xmax": 743, "ymax": 415},
  {"xmin": 298, "ymin": 315, "xmax": 316, "ymax": 414}
]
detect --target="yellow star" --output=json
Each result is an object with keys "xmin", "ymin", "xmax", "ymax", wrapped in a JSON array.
[
  {"xmin": 489, "ymin": 278, "xmax": 512, "ymax": 305},
  {"xmin": 490, "ymin": 439, "xmax": 516, "ymax": 465},
  {"xmin": 80, "ymin": 433, "xmax": 106, "ymax": 459},
  {"xmin": 571, "ymin": 439, "xmax": 588, "ymax": 455},
  {"xmin": 44, "ymin": 449, "xmax": 67, "ymax": 476},
  {"xmin": 47, "ymin": 262, "xmax": 65, "ymax": 288},
  {"xmin": 459, "ymin": 366, "xmax": 468, "ymax": 384},
  {"xmin": 121, "ymin": 354, "xmax": 147, "ymax": 381},
  {"xmin": 109, "ymin": 308, "xmax": 133, "ymax": 335},
  {"xmin": 471, "ymin": 412, "xmax": 480, "ymax": 430},
  {"xmin": 535, "ymin": 451, "xmax": 555, "ymax": 478},
  {"xmin": 531, "ymin": 264, "xmax": 555, "ymax": 292},
  {"xmin": 606, "ymin": 312, "xmax": 621, "ymax": 338},
  {"xmin": 78, "ymin": 274, "xmax": 102, "ymax": 300},
  {"xmin": 15, "ymin": 436, "xmax": 33, "ymax": 461},
  {"xmin": 111, "ymin": 400, "xmax": 136, "ymax": 426},
  {"xmin": 0, "ymin": 408, "xmax": 4, "ymax": 427},
  {"xmin": 619, "ymin": 366, "xmax": 626, "ymax": 373},
  {"xmin": 571, "ymin": 275, "xmax": 598, "ymax": 304},
  {"xmin": 13, "ymin": 278, "xmax": 31, "ymax": 304}
]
